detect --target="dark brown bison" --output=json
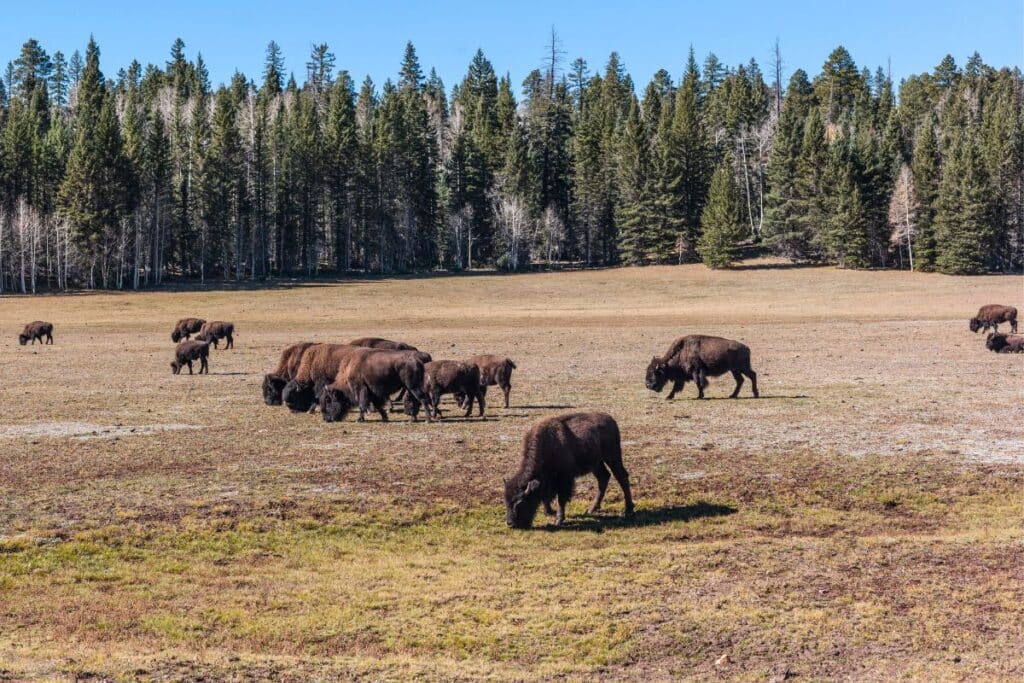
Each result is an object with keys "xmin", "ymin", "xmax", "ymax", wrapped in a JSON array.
[
  {"xmin": 504, "ymin": 412, "xmax": 634, "ymax": 529},
  {"xmin": 263, "ymin": 342, "xmax": 320, "ymax": 406},
  {"xmin": 346, "ymin": 337, "xmax": 418, "ymax": 351},
  {"xmin": 19, "ymin": 321, "xmax": 53, "ymax": 345},
  {"xmin": 646, "ymin": 335, "xmax": 758, "ymax": 400},
  {"xmin": 319, "ymin": 349, "xmax": 433, "ymax": 423},
  {"xmin": 405, "ymin": 360, "xmax": 484, "ymax": 420},
  {"xmin": 171, "ymin": 317, "xmax": 205, "ymax": 342},
  {"xmin": 464, "ymin": 355, "xmax": 517, "ymax": 408},
  {"xmin": 970, "ymin": 305, "xmax": 1018, "ymax": 334},
  {"xmin": 281, "ymin": 343, "xmax": 361, "ymax": 413},
  {"xmin": 171, "ymin": 340, "xmax": 210, "ymax": 374},
  {"xmin": 986, "ymin": 332, "xmax": 1024, "ymax": 353},
  {"xmin": 197, "ymin": 321, "xmax": 235, "ymax": 349}
]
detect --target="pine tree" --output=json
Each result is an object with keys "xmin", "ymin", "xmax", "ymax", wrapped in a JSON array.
[
  {"xmin": 699, "ymin": 153, "xmax": 744, "ymax": 268},
  {"xmin": 764, "ymin": 69, "xmax": 815, "ymax": 256},
  {"xmin": 910, "ymin": 117, "xmax": 940, "ymax": 270},
  {"xmin": 934, "ymin": 123, "xmax": 993, "ymax": 274}
]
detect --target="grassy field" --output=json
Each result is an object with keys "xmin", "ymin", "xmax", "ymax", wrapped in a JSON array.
[{"xmin": 1, "ymin": 260, "xmax": 1022, "ymax": 681}]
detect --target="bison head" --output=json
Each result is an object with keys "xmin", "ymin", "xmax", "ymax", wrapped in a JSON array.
[
  {"xmin": 969, "ymin": 317, "xmax": 982, "ymax": 333},
  {"xmin": 170, "ymin": 360, "xmax": 181, "ymax": 374},
  {"xmin": 263, "ymin": 374, "xmax": 287, "ymax": 406},
  {"xmin": 645, "ymin": 357, "xmax": 670, "ymax": 392},
  {"xmin": 986, "ymin": 333, "xmax": 1007, "ymax": 352},
  {"xmin": 282, "ymin": 380, "xmax": 316, "ymax": 413},
  {"xmin": 504, "ymin": 477, "xmax": 543, "ymax": 529},
  {"xmin": 319, "ymin": 385, "xmax": 353, "ymax": 422},
  {"xmin": 18, "ymin": 333, "xmax": 29, "ymax": 345},
  {"xmin": 171, "ymin": 328, "xmax": 183, "ymax": 342}
]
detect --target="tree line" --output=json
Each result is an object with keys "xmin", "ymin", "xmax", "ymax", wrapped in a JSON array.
[{"xmin": 0, "ymin": 35, "xmax": 1020, "ymax": 292}]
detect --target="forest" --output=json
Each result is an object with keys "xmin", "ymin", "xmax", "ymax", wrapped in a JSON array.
[{"xmin": 0, "ymin": 35, "xmax": 1020, "ymax": 291}]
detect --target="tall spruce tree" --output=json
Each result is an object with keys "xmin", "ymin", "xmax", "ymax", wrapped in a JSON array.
[{"xmin": 698, "ymin": 153, "xmax": 744, "ymax": 268}]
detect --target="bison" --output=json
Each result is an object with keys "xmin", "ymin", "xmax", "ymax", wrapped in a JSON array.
[
  {"xmin": 986, "ymin": 332, "xmax": 1024, "ymax": 353},
  {"xmin": 646, "ymin": 334, "xmax": 758, "ymax": 400},
  {"xmin": 504, "ymin": 412, "xmax": 634, "ymax": 529},
  {"xmin": 463, "ymin": 355, "xmax": 517, "ymax": 408},
  {"xmin": 405, "ymin": 360, "xmax": 484, "ymax": 420},
  {"xmin": 19, "ymin": 321, "xmax": 53, "ymax": 346},
  {"xmin": 171, "ymin": 317, "xmax": 206, "ymax": 343},
  {"xmin": 281, "ymin": 343, "xmax": 361, "ymax": 413},
  {"xmin": 197, "ymin": 321, "xmax": 235, "ymax": 349},
  {"xmin": 171, "ymin": 340, "xmax": 210, "ymax": 374},
  {"xmin": 319, "ymin": 349, "xmax": 433, "ymax": 423},
  {"xmin": 970, "ymin": 305, "xmax": 1018, "ymax": 334},
  {"xmin": 263, "ymin": 342, "xmax": 320, "ymax": 406}
]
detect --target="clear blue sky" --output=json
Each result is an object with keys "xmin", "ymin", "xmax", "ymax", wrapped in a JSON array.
[{"xmin": 3, "ymin": 1, "xmax": 1021, "ymax": 92}]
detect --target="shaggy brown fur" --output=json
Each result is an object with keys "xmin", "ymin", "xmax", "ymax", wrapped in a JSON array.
[
  {"xmin": 171, "ymin": 340, "xmax": 210, "ymax": 375},
  {"xmin": 504, "ymin": 412, "xmax": 634, "ymax": 529},
  {"xmin": 346, "ymin": 337, "xmax": 418, "ymax": 351},
  {"xmin": 970, "ymin": 305, "xmax": 1018, "ymax": 334},
  {"xmin": 18, "ymin": 321, "xmax": 53, "ymax": 345},
  {"xmin": 466, "ymin": 354, "xmax": 517, "ymax": 408},
  {"xmin": 281, "ymin": 344, "xmax": 362, "ymax": 413},
  {"xmin": 197, "ymin": 321, "xmax": 235, "ymax": 349},
  {"xmin": 646, "ymin": 334, "xmax": 758, "ymax": 400},
  {"xmin": 405, "ymin": 360, "xmax": 484, "ymax": 420},
  {"xmin": 263, "ymin": 342, "xmax": 320, "ymax": 406},
  {"xmin": 319, "ymin": 349, "xmax": 433, "ymax": 423},
  {"xmin": 171, "ymin": 317, "xmax": 205, "ymax": 343},
  {"xmin": 986, "ymin": 332, "xmax": 1024, "ymax": 353}
]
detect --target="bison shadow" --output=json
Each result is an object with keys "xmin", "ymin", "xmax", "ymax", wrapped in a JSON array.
[
  {"xmin": 515, "ymin": 404, "xmax": 576, "ymax": 410},
  {"xmin": 542, "ymin": 501, "xmax": 737, "ymax": 533}
]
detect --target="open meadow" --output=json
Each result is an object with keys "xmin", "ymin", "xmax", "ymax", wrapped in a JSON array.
[{"xmin": 1, "ymin": 261, "xmax": 1022, "ymax": 681}]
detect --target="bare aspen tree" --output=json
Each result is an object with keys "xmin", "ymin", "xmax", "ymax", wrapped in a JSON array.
[
  {"xmin": 889, "ymin": 164, "xmax": 918, "ymax": 271},
  {"xmin": 493, "ymin": 193, "xmax": 530, "ymax": 271}
]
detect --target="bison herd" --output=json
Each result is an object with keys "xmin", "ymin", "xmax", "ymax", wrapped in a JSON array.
[{"xmin": 11, "ymin": 300, "xmax": 1022, "ymax": 529}]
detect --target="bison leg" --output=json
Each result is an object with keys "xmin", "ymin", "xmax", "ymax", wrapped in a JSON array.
[
  {"xmin": 201, "ymin": 356, "xmax": 209, "ymax": 374},
  {"xmin": 186, "ymin": 360, "xmax": 194, "ymax": 375},
  {"xmin": 554, "ymin": 487, "xmax": 571, "ymax": 527},
  {"xmin": 589, "ymin": 463, "xmax": 611, "ymax": 514},
  {"xmin": 413, "ymin": 389, "xmax": 433, "ymax": 423},
  {"xmin": 226, "ymin": 334, "xmax": 233, "ymax": 349},
  {"xmin": 666, "ymin": 378, "xmax": 685, "ymax": 400},
  {"xmin": 745, "ymin": 369, "xmax": 759, "ymax": 398},
  {"xmin": 1012, "ymin": 319, "xmax": 1018, "ymax": 334},
  {"xmin": 501, "ymin": 382, "xmax": 511, "ymax": 408},
  {"xmin": 543, "ymin": 499, "xmax": 556, "ymax": 516},
  {"xmin": 390, "ymin": 387, "xmax": 407, "ymax": 412},
  {"xmin": 371, "ymin": 395, "xmax": 389, "ymax": 422},
  {"xmin": 695, "ymin": 369, "xmax": 708, "ymax": 399},
  {"xmin": 46, "ymin": 333, "xmax": 53, "ymax": 344},
  {"xmin": 608, "ymin": 463, "xmax": 635, "ymax": 516},
  {"xmin": 729, "ymin": 370, "xmax": 744, "ymax": 398},
  {"xmin": 477, "ymin": 388, "xmax": 486, "ymax": 418}
]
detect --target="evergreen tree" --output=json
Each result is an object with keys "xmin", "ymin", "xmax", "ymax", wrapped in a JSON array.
[
  {"xmin": 699, "ymin": 153, "xmax": 744, "ymax": 268},
  {"xmin": 934, "ymin": 123, "xmax": 993, "ymax": 274},
  {"xmin": 910, "ymin": 117, "xmax": 940, "ymax": 270}
]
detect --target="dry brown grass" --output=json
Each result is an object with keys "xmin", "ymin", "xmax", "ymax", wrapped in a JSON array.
[{"xmin": 0, "ymin": 259, "xmax": 1022, "ymax": 681}]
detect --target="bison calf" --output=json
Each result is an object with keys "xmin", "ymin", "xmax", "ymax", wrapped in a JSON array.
[
  {"xmin": 986, "ymin": 332, "xmax": 1024, "ymax": 353},
  {"xmin": 171, "ymin": 340, "xmax": 210, "ymax": 374},
  {"xmin": 171, "ymin": 317, "xmax": 205, "ymax": 343},
  {"xmin": 406, "ymin": 360, "xmax": 484, "ymax": 420},
  {"xmin": 970, "ymin": 305, "xmax": 1018, "ymax": 334},
  {"xmin": 646, "ymin": 334, "xmax": 758, "ymax": 400},
  {"xmin": 197, "ymin": 321, "xmax": 235, "ymax": 349},
  {"xmin": 19, "ymin": 321, "xmax": 53, "ymax": 345},
  {"xmin": 263, "ymin": 342, "xmax": 319, "ymax": 405},
  {"xmin": 463, "ymin": 355, "xmax": 516, "ymax": 408},
  {"xmin": 504, "ymin": 412, "xmax": 634, "ymax": 529}
]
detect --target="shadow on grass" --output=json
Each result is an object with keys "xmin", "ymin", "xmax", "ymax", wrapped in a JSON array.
[
  {"xmin": 542, "ymin": 501, "xmax": 737, "ymax": 533},
  {"xmin": 513, "ymin": 404, "xmax": 577, "ymax": 410},
  {"xmin": 687, "ymin": 394, "xmax": 810, "ymax": 401}
]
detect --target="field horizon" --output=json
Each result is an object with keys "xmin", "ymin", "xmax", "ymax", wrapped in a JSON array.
[{"xmin": 1, "ymin": 258, "xmax": 1022, "ymax": 681}]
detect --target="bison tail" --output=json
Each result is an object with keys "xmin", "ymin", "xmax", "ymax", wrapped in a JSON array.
[{"xmin": 507, "ymin": 359, "xmax": 517, "ymax": 369}]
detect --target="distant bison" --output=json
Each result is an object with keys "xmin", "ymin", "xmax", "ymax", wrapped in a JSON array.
[
  {"xmin": 282, "ymin": 343, "xmax": 361, "ymax": 413},
  {"xmin": 263, "ymin": 342, "xmax": 320, "ymax": 406},
  {"xmin": 406, "ymin": 360, "xmax": 484, "ymax": 420},
  {"xmin": 346, "ymin": 337, "xmax": 418, "ymax": 351},
  {"xmin": 504, "ymin": 412, "xmax": 634, "ymax": 529},
  {"xmin": 970, "ymin": 305, "xmax": 1017, "ymax": 334},
  {"xmin": 319, "ymin": 349, "xmax": 433, "ymax": 423},
  {"xmin": 465, "ymin": 355, "xmax": 517, "ymax": 408},
  {"xmin": 171, "ymin": 340, "xmax": 210, "ymax": 375},
  {"xmin": 171, "ymin": 317, "xmax": 206, "ymax": 343},
  {"xmin": 197, "ymin": 321, "xmax": 235, "ymax": 349},
  {"xmin": 19, "ymin": 321, "xmax": 53, "ymax": 345},
  {"xmin": 986, "ymin": 332, "xmax": 1024, "ymax": 353},
  {"xmin": 646, "ymin": 335, "xmax": 758, "ymax": 400}
]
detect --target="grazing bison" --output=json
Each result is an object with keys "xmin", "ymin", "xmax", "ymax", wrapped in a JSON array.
[
  {"xmin": 646, "ymin": 335, "xmax": 758, "ymax": 400},
  {"xmin": 18, "ymin": 321, "xmax": 53, "ymax": 345},
  {"xmin": 171, "ymin": 317, "xmax": 206, "ymax": 342},
  {"xmin": 197, "ymin": 321, "xmax": 235, "ymax": 349},
  {"xmin": 281, "ymin": 343, "xmax": 361, "ymax": 413},
  {"xmin": 171, "ymin": 340, "xmax": 210, "ymax": 374},
  {"xmin": 970, "ymin": 305, "xmax": 1018, "ymax": 334},
  {"xmin": 263, "ymin": 342, "xmax": 320, "ymax": 406},
  {"xmin": 405, "ymin": 360, "xmax": 484, "ymax": 420},
  {"xmin": 464, "ymin": 355, "xmax": 517, "ymax": 408},
  {"xmin": 319, "ymin": 349, "xmax": 433, "ymax": 423},
  {"xmin": 986, "ymin": 332, "xmax": 1024, "ymax": 353},
  {"xmin": 504, "ymin": 412, "xmax": 634, "ymax": 529}
]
